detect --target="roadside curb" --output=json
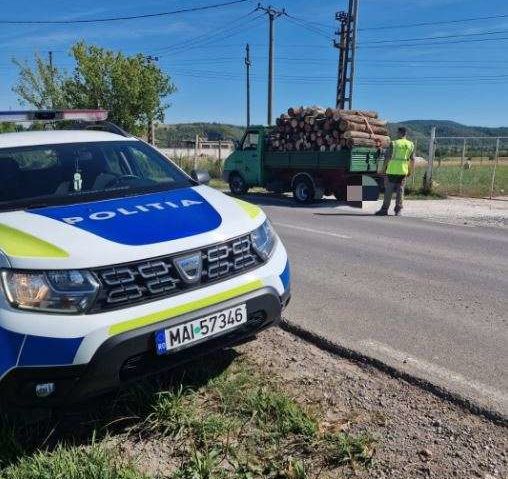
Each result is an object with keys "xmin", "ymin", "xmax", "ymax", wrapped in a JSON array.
[{"xmin": 279, "ymin": 318, "xmax": 508, "ymax": 427}]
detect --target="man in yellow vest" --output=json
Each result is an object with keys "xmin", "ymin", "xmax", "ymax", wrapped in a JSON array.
[{"xmin": 375, "ymin": 127, "xmax": 415, "ymax": 216}]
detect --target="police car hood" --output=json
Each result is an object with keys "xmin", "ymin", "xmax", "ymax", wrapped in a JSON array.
[{"xmin": 0, "ymin": 186, "xmax": 265, "ymax": 270}]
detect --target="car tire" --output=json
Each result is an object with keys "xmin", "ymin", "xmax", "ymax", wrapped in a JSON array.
[
  {"xmin": 229, "ymin": 174, "xmax": 248, "ymax": 195},
  {"xmin": 293, "ymin": 177, "xmax": 315, "ymax": 204}
]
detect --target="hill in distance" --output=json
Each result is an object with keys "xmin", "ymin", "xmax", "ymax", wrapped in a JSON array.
[{"xmin": 156, "ymin": 120, "xmax": 508, "ymax": 149}]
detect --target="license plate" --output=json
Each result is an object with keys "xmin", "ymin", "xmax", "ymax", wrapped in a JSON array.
[{"xmin": 155, "ymin": 304, "xmax": 247, "ymax": 355}]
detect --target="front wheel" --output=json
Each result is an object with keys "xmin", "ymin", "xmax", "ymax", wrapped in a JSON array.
[
  {"xmin": 293, "ymin": 177, "xmax": 315, "ymax": 204},
  {"xmin": 229, "ymin": 174, "xmax": 249, "ymax": 195}
]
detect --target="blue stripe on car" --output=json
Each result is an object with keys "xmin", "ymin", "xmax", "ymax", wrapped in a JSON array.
[
  {"xmin": 31, "ymin": 188, "xmax": 222, "ymax": 246},
  {"xmin": 17, "ymin": 336, "xmax": 83, "ymax": 367},
  {"xmin": 280, "ymin": 260, "xmax": 291, "ymax": 291},
  {"xmin": 0, "ymin": 327, "xmax": 25, "ymax": 378}
]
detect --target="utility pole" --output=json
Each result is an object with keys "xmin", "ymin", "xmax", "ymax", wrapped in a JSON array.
[
  {"xmin": 334, "ymin": 0, "xmax": 360, "ymax": 109},
  {"xmin": 257, "ymin": 4, "xmax": 284, "ymax": 126},
  {"xmin": 146, "ymin": 55, "xmax": 159, "ymax": 145},
  {"xmin": 48, "ymin": 51, "xmax": 54, "ymax": 108},
  {"xmin": 245, "ymin": 43, "xmax": 251, "ymax": 127}
]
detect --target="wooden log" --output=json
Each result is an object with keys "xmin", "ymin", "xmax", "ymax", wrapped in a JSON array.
[
  {"xmin": 346, "ymin": 137, "xmax": 390, "ymax": 149},
  {"xmin": 288, "ymin": 106, "xmax": 303, "ymax": 117},
  {"xmin": 339, "ymin": 120, "xmax": 388, "ymax": 135},
  {"xmin": 338, "ymin": 114, "xmax": 387, "ymax": 127},
  {"xmin": 342, "ymin": 131, "xmax": 391, "ymax": 143}
]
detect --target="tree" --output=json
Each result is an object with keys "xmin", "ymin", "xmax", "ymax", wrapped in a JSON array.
[
  {"xmin": 13, "ymin": 42, "xmax": 176, "ymax": 136},
  {"xmin": 13, "ymin": 54, "xmax": 66, "ymax": 109}
]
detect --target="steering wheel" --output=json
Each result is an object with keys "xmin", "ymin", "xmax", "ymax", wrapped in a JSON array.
[{"xmin": 104, "ymin": 174, "xmax": 141, "ymax": 188}]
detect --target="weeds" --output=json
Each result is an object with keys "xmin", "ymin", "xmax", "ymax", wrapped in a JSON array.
[
  {"xmin": 322, "ymin": 432, "xmax": 376, "ymax": 468},
  {"xmin": 0, "ymin": 354, "xmax": 376, "ymax": 478},
  {"xmin": 244, "ymin": 389, "xmax": 317, "ymax": 438},
  {"xmin": 173, "ymin": 448, "xmax": 224, "ymax": 479},
  {"xmin": 144, "ymin": 386, "xmax": 195, "ymax": 438},
  {"xmin": 0, "ymin": 442, "xmax": 147, "ymax": 479},
  {"xmin": 0, "ymin": 420, "xmax": 24, "ymax": 469}
]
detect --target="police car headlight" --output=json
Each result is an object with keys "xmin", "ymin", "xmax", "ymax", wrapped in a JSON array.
[
  {"xmin": 1, "ymin": 270, "xmax": 99, "ymax": 314},
  {"xmin": 251, "ymin": 220, "xmax": 277, "ymax": 261}
]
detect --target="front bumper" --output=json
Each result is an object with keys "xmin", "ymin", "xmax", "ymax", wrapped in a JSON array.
[{"xmin": 0, "ymin": 286, "xmax": 289, "ymax": 407}]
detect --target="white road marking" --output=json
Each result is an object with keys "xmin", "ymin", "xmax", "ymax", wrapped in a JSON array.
[
  {"xmin": 273, "ymin": 222, "xmax": 352, "ymax": 240},
  {"xmin": 358, "ymin": 339, "xmax": 508, "ymax": 407}
]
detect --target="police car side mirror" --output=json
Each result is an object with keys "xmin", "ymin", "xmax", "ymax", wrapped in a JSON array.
[{"xmin": 191, "ymin": 169, "xmax": 211, "ymax": 185}]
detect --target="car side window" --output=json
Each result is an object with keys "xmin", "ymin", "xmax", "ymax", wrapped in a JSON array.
[{"xmin": 242, "ymin": 133, "xmax": 259, "ymax": 151}]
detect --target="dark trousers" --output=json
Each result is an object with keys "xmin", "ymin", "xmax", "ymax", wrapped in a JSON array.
[{"xmin": 381, "ymin": 175, "xmax": 406, "ymax": 212}]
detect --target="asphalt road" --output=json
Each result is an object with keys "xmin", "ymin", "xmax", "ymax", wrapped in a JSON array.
[{"xmin": 250, "ymin": 195, "xmax": 508, "ymax": 417}]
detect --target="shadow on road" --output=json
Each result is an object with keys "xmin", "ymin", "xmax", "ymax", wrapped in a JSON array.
[{"xmin": 234, "ymin": 192, "xmax": 377, "ymax": 217}]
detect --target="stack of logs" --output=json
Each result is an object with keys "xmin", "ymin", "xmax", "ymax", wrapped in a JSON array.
[{"xmin": 267, "ymin": 106, "xmax": 391, "ymax": 152}]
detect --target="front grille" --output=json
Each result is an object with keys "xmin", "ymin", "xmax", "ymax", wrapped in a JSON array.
[{"xmin": 90, "ymin": 234, "xmax": 262, "ymax": 313}]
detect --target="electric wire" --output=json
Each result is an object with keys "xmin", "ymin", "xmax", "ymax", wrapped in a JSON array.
[
  {"xmin": 359, "ymin": 13, "xmax": 508, "ymax": 31},
  {"xmin": 0, "ymin": 0, "xmax": 254, "ymax": 24}
]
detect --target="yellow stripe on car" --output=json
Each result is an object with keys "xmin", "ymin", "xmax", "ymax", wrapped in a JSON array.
[
  {"xmin": 234, "ymin": 198, "xmax": 262, "ymax": 219},
  {"xmin": 0, "ymin": 224, "xmax": 69, "ymax": 258},
  {"xmin": 109, "ymin": 279, "xmax": 264, "ymax": 336}
]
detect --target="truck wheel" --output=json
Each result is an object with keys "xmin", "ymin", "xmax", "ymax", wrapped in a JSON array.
[
  {"xmin": 293, "ymin": 177, "xmax": 315, "ymax": 204},
  {"xmin": 229, "ymin": 174, "xmax": 248, "ymax": 195}
]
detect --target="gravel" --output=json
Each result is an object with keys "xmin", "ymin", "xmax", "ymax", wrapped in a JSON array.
[
  {"xmin": 360, "ymin": 196, "xmax": 508, "ymax": 228},
  {"xmin": 237, "ymin": 328, "xmax": 508, "ymax": 479}
]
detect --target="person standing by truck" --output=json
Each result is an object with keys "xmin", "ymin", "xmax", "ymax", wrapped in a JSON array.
[{"xmin": 375, "ymin": 127, "xmax": 415, "ymax": 216}]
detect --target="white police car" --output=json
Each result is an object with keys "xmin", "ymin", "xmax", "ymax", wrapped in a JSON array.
[{"xmin": 0, "ymin": 110, "xmax": 290, "ymax": 405}]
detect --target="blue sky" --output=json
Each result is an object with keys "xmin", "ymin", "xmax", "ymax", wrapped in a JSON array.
[{"xmin": 0, "ymin": 0, "xmax": 507, "ymax": 126}]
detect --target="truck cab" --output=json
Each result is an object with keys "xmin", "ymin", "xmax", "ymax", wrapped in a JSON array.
[{"xmin": 224, "ymin": 126, "xmax": 266, "ymax": 195}]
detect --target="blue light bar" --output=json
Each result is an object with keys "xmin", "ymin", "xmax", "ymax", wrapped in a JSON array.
[{"xmin": 0, "ymin": 110, "xmax": 108, "ymax": 123}]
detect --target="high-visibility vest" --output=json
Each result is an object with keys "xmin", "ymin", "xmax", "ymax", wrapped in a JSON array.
[{"xmin": 386, "ymin": 138, "xmax": 414, "ymax": 176}]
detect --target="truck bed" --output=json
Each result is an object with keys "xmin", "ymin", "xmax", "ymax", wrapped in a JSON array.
[{"xmin": 264, "ymin": 147, "xmax": 381, "ymax": 173}]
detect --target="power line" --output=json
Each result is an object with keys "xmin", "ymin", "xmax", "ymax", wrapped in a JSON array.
[
  {"xmin": 151, "ymin": 11, "xmax": 262, "ymax": 56},
  {"xmin": 359, "ymin": 13, "xmax": 508, "ymax": 31},
  {"xmin": 359, "ymin": 36, "xmax": 508, "ymax": 49},
  {"xmin": 283, "ymin": 13, "xmax": 334, "ymax": 40},
  {"xmin": 0, "ymin": 0, "xmax": 253, "ymax": 24},
  {"xmin": 361, "ymin": 29, "xmax": 508, "ymax": 45}
]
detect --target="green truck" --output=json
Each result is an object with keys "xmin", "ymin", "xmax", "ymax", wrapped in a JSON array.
[{"xmin": 223, "ymin": 125, "xmax": 385, "ymax": 203}]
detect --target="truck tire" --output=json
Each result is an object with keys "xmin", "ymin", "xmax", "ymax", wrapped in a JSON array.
[
  {"xmin": 293, "ymin": 177, "xmax": 315, "ymax": 204},
  {"xmin": 229, "ymin": 173, "xmax": 248, "ymax": 195}
]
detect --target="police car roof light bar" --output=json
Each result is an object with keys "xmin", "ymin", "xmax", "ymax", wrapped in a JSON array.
[{"xmin": 0, "ymin": 109, "xmax": 108, "ymax": 123}]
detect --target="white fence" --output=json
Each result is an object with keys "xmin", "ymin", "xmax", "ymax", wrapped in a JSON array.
[{"xmin": 158, "ymin": 145, "xmax": 234, "ymax": 161}]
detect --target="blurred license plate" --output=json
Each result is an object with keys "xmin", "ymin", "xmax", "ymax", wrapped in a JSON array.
[{"xmin": 155, "ymin": 304, "xmax": 247, "ymax": 355}]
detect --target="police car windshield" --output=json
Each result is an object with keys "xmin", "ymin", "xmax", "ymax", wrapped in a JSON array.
[{"xmin": 0, "ymin": 141, "xmax": 193, "ymax": 210}]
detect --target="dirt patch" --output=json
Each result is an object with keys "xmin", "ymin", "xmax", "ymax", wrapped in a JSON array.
[{"xmin": 236, "ymin": 328, "xmax": 507, "ymax": 479}]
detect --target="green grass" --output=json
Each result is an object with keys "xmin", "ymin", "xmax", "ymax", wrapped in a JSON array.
[
  {"xmin": 0, "ymin": 443, "xmax": 147, "ymax": 479},
  {"xmin": 0, "ymin": 354, "xmax": 376, "ymax": 479},
  {"xmin": 322, "ymin": 432, "xmax": 376, "ymax": 468},
  {"xmin": 410, "ymin": 163, "xmax": 507, "ymax": 198}
]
